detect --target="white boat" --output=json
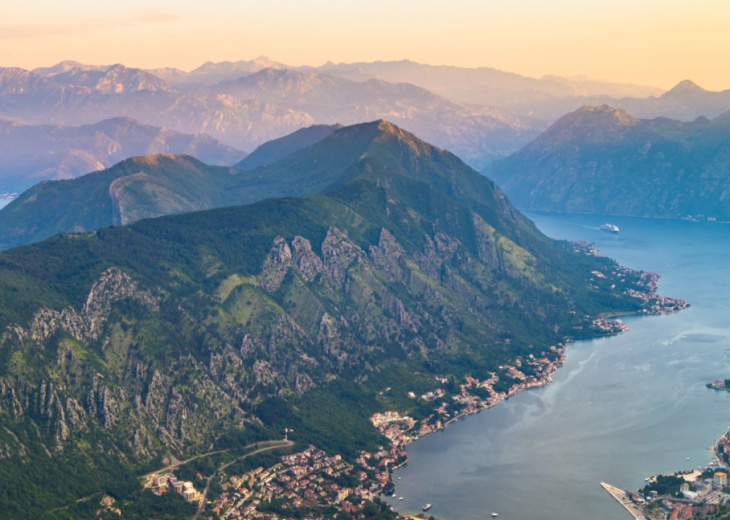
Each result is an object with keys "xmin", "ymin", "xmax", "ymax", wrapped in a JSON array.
[
  {"xmin": 423, "ymin": 504, "xmax": 432, "ymax": 511},
  {"xmin": 491, "ymin": 513, "xmax": 499, "ymax": 518},
  {"xmin": 600, "ymin": 223, "xmax": 619, "ymax": 233},
  {"xmin": 399, "ymin": 497, "xmax": 403, "ymax": 501}
]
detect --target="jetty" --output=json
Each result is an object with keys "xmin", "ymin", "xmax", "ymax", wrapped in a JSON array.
[{"xmin": 600, "ymin": 482, "xmax": 648, "ymax": 520}]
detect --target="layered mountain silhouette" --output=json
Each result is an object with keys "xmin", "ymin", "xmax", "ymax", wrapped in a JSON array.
[
  {"xmin": 12, "ymin": 59, "xmax": 727, "ymax": 184},
  {"xmin": 235, "ymin": 123, "xmax": 342, "ymax": 170},
  {"xmin": 485, "ymin": 105, "xmax": 730, "ymax": 219},
  {"xmin": 0, "ymin": 120, "xmax": 529, "ymax": 249},
  {"xmin": 0, "ymin": 117, "xmax": 245, "ymax": 193},
  {"xmin": 0, "ymin": 62, "xmax": 543, "ymax": 169}
]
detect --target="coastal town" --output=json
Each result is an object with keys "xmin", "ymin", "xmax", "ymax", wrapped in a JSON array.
[
  {"xmin": 137, "ymin": 346, "xmax": 570, "ymax": 520},
  {"xmin": 129, "ymin": 256, "xmax": 690, "ymax": 520},
  {"xmin": 602, "ymin": 404, "xmax": 730, "ymax": 519}
]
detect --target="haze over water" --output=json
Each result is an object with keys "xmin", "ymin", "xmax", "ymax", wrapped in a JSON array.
[{"xmin": 388, "ymin": 213, "xmax": 730, "ymax": 520}]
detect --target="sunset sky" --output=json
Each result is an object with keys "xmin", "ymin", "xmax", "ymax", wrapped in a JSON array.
[{"xmin": 3, "ymin": 0, "xmax": 729, "ymax": 91}]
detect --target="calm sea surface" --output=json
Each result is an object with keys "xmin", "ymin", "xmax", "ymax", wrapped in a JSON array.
[{"xmin": 388, "ymin": 213, "xmax": 730, "ymax": 520}]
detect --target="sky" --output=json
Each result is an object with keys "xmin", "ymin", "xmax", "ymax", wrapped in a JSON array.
[{"xmin": 2, "ymin": 0, "xmax": 729, "ymax": 91}]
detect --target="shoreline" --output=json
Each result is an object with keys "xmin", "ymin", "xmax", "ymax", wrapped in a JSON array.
[
  {"xmin": 379, "ymin": 302, "xmax": 686, "ymax": 518},
  {"xmin": 521, "ymin": 208, "xmax": 730, "ymax": 225}
]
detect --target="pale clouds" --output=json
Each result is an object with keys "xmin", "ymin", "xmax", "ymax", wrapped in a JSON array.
[{"xmin": 0, "ymin": 9, "xmax": 179, "ymax": 40}]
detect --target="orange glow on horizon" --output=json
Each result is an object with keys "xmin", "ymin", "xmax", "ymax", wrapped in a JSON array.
[{"xmin": 2, "ymin": 0, "xmax": 729, "ymax": 91}]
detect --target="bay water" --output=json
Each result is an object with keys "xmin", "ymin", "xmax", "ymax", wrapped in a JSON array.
[{"xmin": 388, "ymin": 213, "xmax": 730, "ymax": 520}]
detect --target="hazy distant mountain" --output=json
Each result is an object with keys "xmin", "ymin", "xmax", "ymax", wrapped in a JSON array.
[
  {"xmin": 309, "ymin": 61, "xmax": 730, "ymax": 122},
  {"xmin": 309, "ymin": 59, "xmax": 664, "ymax": 108},
  {"xmin": 503, "ymin": 80, "xmax": 730, "ymax": 122},
  {"xmin": 0, "ymin": 117, "xmax": 246, "ymax": 193},
  {"xmin": 485, "ymin": 104, "xmax": 730, "ymax": 220},
  {"xmin": 147, "ymin": 55, "xmax": 287, "ymax": 88},
  {"xmin": 206, "ymin": 67, "xmax": 543, "ymax": 167},
  {"xmin": 0, "ymin": 63, "xmax": 545, "ymax": 169},
  {"xmin": 603, "ymin": 80, "xmax": 730, "ymax": 120},
  {"xmin": 0, "ymin": 64, "xmax": 315, "ymax": 154},
  {"xmin": 32, "ymin": 60, "xmax": 106, "ymax": 77},
  {"xmin": 235, "ymin": 123, "xmax": 341, "ymax": 169},
  {"xmin": 48, "ymin": 63, "xmax": 175, "ymax": 94}
]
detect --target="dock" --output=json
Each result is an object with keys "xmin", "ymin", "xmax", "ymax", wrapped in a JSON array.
[{"xmin": 600, "ymin": 482, "xmax": 648, "ymax": 520}]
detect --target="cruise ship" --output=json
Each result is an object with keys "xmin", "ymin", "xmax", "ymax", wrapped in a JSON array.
[{"xmin": 600, "ymin": 223, "xmax": 619, "ymax": 233}]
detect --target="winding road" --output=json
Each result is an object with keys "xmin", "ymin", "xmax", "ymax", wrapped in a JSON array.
[{"xmin": 192, "ymin": 439, "xmax": 293, "ymax": 520}]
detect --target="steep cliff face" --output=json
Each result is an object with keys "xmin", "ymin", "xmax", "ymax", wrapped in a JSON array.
[{"xmin": 0, "ymin": 268, "xmax": 246, "ymax": 460}]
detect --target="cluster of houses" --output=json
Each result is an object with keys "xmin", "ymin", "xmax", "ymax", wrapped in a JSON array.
[
  {"xmin": 635, "ymin": 469, "xmax": 730, "ymax": 519},
  {"xmin": 621, "ymin": 430, "xmax": 730, "ymax": 519},
  {"xmin": 371, "ymin": 352, "xmax": 567, "ymax": 446},
  {"xmin": 205, "ymin": 353, "xmax": 572, "ymax": 520},
  {"xmin": 144, "ymin": 347, "xmax": 570, "ymax": 519},
  {"xmin": 591, "ymin": 315, "xmax": 629, "ymax": 334},
  {"xmin": 625, "ymin": 286, "xmax": 689, "ymax": 314},
  {"xmin": 153, "ymin": 473, "xmax": 202, "ymax": 503},
  {"xmin": 208, "ymin": 444, "xmax": 387, "ymax": 519}
]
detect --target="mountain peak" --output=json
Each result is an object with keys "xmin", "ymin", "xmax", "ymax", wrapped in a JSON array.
[
  {"xmin": 94, "ymin": 64, "xmax": 174, "ymax": 94},
  {"xmin": 661, "ymin": 79, "xmax": 709, "ymax": 99},
  {"xmin": 670, "ymin": 79, "xmax": 704, "ymax": 92},
  {"xmin": 552, "ymin": 105, "xmax": 639, "ymax": 132}
]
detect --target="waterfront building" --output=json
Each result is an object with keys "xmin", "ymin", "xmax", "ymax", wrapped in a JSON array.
[{"xmin": 714, "ymin": 471, "xmax": 727, "ymax": 488}]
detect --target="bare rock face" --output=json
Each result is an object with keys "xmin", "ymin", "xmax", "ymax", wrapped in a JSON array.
[
  {"xmin": 259, "ymin": 236, "xmax": 294, "ymax": 292},
  {"xmin": 368, "ymin": 228, "xmax": 404, "ymax": 282},
  {"xmin": 86, "ymin": 374, "xmax": 122, "ymax": 429},
  {"xmin": 0, "ymin": 266, "xmax": 249, "ymax": 461},
  {"xmin": 320, "ymin": 227, "xmax": 366, "ymax": 287},
  {"xmin": 291, "ymin": 236, "xmax": 324, "ymax": 282}
]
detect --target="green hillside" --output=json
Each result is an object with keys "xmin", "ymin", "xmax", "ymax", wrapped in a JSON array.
[
  {"xmin": 0, "ymin": 121, "xmax": 674, "ymax": 518},
  {"xmin": 0, "ymin": 120, "xmax": 535, "ymax": 250}
]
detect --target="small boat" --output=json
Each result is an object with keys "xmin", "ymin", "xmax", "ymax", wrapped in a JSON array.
[
  {"xmin": 423, "ymin": 504, "xmax": 432, "ymax": 511},
  {"xmin": 492, "ymin": 513, "xmax": 499, "ymax": 518},
  {"xmin": 600, "ymin": 223, "xmax": 619, "ymax": 234},
  {"xmin": 399, "ymin": 497, "xmax": 403, "ymax": 501}
]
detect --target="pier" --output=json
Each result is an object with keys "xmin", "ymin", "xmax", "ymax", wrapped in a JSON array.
[{"xmin": 600, "ymin": 482, "xmax": 648, "ymax": 520}]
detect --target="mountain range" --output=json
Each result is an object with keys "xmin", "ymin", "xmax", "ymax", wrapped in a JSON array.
[
  {"xmin": 0, "ymin": 63, "xmax": 542, "ymax": 171},
  {"xmin": 0, "ymin": 117, "xmax": 245, "ymax": 194},
  {"xmin": 0, "ymin": 120, "xmax": 668, "ymax": 518},
  {"xmin": 485, "ymin": 105, "xmax": 730, "ymax": 220},
  {"xmin": 6, "ymin": 58, "xmax": 730, "ymax": 195},
  {"xmin": 0, "ymin": 120, "xmax": 533, "ymax": 250}
]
